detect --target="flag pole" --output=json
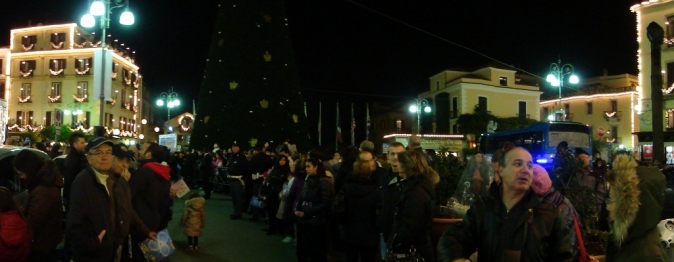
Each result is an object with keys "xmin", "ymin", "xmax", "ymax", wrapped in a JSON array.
[
  {"xmin": 366, "ymin": 103, "xmax": 370, "ymax": 140},
  {"xmin": 318, "ymin": 102, "xmax": 322, "ymax": 146},
  {"xmin": 351, "ymin": 103, "xmax": 355, "ymax": 145}
]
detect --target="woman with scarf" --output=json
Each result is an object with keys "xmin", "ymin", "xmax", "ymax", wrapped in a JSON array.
[{"xmin": 265, "ymin": 155, "xmax": 290, "ymax": 235}]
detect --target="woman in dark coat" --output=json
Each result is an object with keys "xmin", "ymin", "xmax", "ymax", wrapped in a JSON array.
[
  {"xmin": 265, "ymin": 155, "xmax": 290, "ymax": 235},
  {"xmin": 390, "ymin": 150, "xmax": 439, "ymax": 262},
  {"xmin": 294, "ymin": 158, "xmax": 332, "ymax": 262},
  {"xmin": 13, "ymin": 149, "xmax": 64, "ymax": 262},
  {"xmin": 605, "ymin": 154, "xmax": 667, "ymax": 261},
  {"xmin": 342, "ymin": 151, "xmax": 381, "ymax": 262}
]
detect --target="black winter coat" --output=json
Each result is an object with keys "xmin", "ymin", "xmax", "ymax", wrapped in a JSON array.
[
  {"xmin": 128, "ymin": 161, "xmax": 172, "ymax": 232},
  {"xmin": 438, "ymin": 186, "xmax": 573, "ymax": 262},
  {"xmin": 390, "ymin": 175, "xmax": 435, "ymax": 262},
  {"xmin": 379, "ymin": 168, "xmax": 403, "ymax": 241},
  {"xmin": 295, "ymin": 175, "xmax": 332, "ymax": 225},
  {"xmin": 62, "ymin": 150, "xmax": 87, "ymax": 199},
  {"xmin": 226, "ymin": 153, "xmax": 248, "ymax": 176},
  {"xmin": 343, "ymin": 175, "xmax": 380, "ymax": 247},
  {"xmin": 66, "ymin": 167, "xmax": 116, "ymax": 262}
]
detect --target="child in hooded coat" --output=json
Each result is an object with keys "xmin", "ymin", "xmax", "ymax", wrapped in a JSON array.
[
  {"xmin": 181, "ymin": 193, "xmax": 206, "ymax": 251},
  {"xmin": 0, "ymin": 186, "xmax": 31, "ymax": 262}
]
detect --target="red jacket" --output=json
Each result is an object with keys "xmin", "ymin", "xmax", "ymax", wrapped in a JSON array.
[{"xmin": 0, "ymin": 210, "xmax": 31, "ymax": 262}]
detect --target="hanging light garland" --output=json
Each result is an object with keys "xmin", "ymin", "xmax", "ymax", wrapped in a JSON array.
[
  {"xmin": 68, "ymin": 126, "xmax": 94, "ymax": 133},
  {"xmin": 73, "ymin": 94, "xmax": 88, "ymax": 102},
  {"xmin": 51, "ymin": 42, "xmax": 64, "ymax": 49},
  {"xmin": 22, "ymin": 44, "xmax": 34, "ymax": 51},
  {"xmin": 605, "ymin": 111, "xmax": 617, "ymax": 117},
  {"xmin": 663, "ymin": 83, "xmax": 674, "ymax": 94},
  {"xmin": 47, "ymin": 95, "xmax": 61, "ymax": 102},
  {"xmin": 75, "ymin": 67, "xmax": 90, "ymax": 75},
  {"xmin": 50, "ymin": 68, "xmax": 64, "ymax": 76},
  {"xmin": 20, "ymin": 70, "xmax": 33, "ymax": 78},
  {"xmin": 18, "ymin": 96, "xmax": 31, "ymax": 103},
  {"xmin": 111, "ymin": 72, "xmax": 117, "ymax": 79},
  {"xmin": 7, "ymin": 124, "xmax": 43, "ymax": 132}
]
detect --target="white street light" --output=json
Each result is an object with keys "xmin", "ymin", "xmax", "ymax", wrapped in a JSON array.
[
  {"xmin": 546, "ymin": 58, "xmax": 579, "ymax": 121},
  {"xmin": 409, "ymin": 98, "xmax": 432, "ymax": 134},
  {"xmin": 157, "ymin": 87, "xmax": 180, "ymax": 120},
  {"xmin": 119, "ymin": 9, "xmax": 135, "ymax": 25},
  {"xmin": 409, "ymin": 105, "xmax": 418, "ymax": 113},
  {"xmin": 80, "ymin": 14, "xmax": 96, "ymax": 28},
  {"xmin": 90, "ymin": 1, "xmax": 105, "ymax": 16},
  {"xmin": 80, "ymin": 0, "xmax": 135, "ymax": 133}
]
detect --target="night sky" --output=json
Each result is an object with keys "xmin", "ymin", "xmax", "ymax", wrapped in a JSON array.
[{"xmin": 0, "ymin": 0, "xmax": 642, "ymax": 121}]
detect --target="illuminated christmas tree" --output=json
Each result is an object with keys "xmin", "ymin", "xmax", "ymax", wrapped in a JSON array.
[{"xmin": 190, "ymin": 0, "xmax": 310, "ymax": 151}]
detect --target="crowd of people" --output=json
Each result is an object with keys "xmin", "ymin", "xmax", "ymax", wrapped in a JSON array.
[{"xmin": 0, "ymin": 133, "xmax": 670, "ymax": 261}]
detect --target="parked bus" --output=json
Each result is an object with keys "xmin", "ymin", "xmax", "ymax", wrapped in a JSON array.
[{"xmin": 478, "ymin": 121, "xmax": 592, "ymax": 167}]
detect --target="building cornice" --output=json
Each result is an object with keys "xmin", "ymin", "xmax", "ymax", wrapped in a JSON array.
[{"xmin": 539, "ymin": 91, "xmax": 637, "ymax": 105}]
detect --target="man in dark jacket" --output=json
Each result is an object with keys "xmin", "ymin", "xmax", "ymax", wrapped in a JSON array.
[
  {"xmin": 62, "ymin": 133, "xmax": 87, "ymax": 213},
  {"xmin": 111, "ymin": 145, "xmax": 155, "ymax": 261},
  {"xmin": 227, "ymin": 143, "xmax": 249, "ymax": 219},
  {"xmin": 129, "ymin": 142, "xmax": 171, "ymax": 262},
  {"xmin": 248, "ymin": 144, "xmax": 274, "ymax": 221},
  {"xmin": 66, "ymin": 137, "xmax": 117, "ymax": 262},
  {"xmin": 379, "ymin": 142, "xmax": 405, "ymax": 248},
  {"xmin": 438, "ymin": 147, "xmax": 573, "ymax": 262},
  {"xmin": 343, "ymin": 151, "xmax": 381, "ymax": 261}
]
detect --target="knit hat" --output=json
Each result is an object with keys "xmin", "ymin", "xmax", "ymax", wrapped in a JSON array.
[{"xmin": 531, "ymin": 164, "xmax": 552, "ymax": 196}]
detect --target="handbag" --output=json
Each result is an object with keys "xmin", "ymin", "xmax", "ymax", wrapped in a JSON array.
[
  {"xmin": 385, "ymin": 233, "xmax": 425, "ymax": 262},
  {"xmin": 250, "ymin": 195, "xmax": 265, "ymax": 209},
  {"xmin": 574, "ymin": 216, "xmax": 599, "ymax": 262},
  {"xmin": 384, "ymin": 246, "xmax": 425, "ymax": 262}
]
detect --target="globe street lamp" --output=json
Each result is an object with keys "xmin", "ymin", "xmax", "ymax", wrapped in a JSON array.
[
  {"xmin": 546, "ymin": 58, "xmax": 579, "ymax": 121},
  {"xmin": 80, "ymin": 0, "xmax": 135, "ymax": 129},
  {"xmin": 63, "ymin": 104, "xmax": 84, "ymax": 127},
  {"xmin": 409, "ymin": 99, "xmax": 431, "ymax": 134},
  {"xmin": 156, "ymin": 87, "xmax": 180, "ymax": 120}
]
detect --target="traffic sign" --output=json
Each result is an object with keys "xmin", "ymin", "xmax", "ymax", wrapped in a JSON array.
[
  {"xmin": 54, "ymin": 109, "xmax": 62, "ymax": 127},
  {"xmin": 597, "ymin": 126, "xmax": 605, "ymax": 137}
]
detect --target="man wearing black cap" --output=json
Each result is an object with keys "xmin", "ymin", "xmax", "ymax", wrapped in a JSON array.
[
  {"xmin": 66, "ymin": 137, "xmax": 118, "ymax": 261},
  {"xmin": 227, "ymin": 143, "xmax": 249, "ymax": 220},
  {"xmin": 110, "ymin": 144, "xmax": 156, "ymax": 261}
]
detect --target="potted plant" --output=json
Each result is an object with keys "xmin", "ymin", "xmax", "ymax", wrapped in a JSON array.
[{"xmin": 430, "ymin": 147, "xmax": 465, "ymax": 246}]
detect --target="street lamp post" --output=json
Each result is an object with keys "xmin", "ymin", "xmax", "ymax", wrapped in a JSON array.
[
  {"xmin": 546, "ymin": 58, "xmax": 579, "ymax": 121},
  {"xmin": 81, "ymin": 0, "xmax": 134, "ymax": 129},
  {"xmin": 156, "ymin": 87, "xmax": 180, "ymax": 121},
  {"xmin": 409, "ymin": 98, "xmax": 431, "ymax": 134}
]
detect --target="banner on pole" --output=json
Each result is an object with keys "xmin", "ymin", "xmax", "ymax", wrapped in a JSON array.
[{"xmin": 93, "ymin": 49, "xmax": 113, "ymax": 101}]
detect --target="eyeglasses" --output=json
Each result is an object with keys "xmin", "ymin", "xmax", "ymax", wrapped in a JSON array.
[
  {"xmin": 605, "ymin": 198, "xmax": 615, "ymax": 205},
  {"xmin": 88, "ymin": 151, "xmax": 113, "ymax": 156}
]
